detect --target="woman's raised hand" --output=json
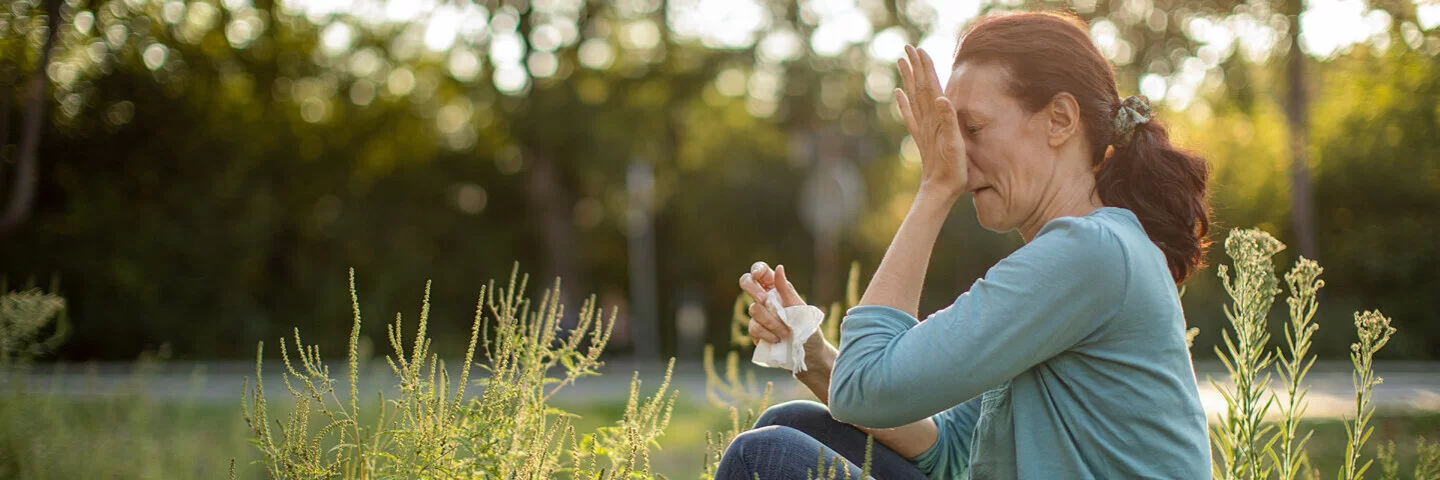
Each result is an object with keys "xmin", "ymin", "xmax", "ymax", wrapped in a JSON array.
[
  {"xmin": 738, "ymin": 261, "xmax": 804, "ymax": 345},
  {"xmin": 895, "ymin": 45, "xmax": 968, "ymax": 199}
]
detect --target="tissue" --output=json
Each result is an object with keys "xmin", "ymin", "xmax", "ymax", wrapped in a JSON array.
[{"xmin": 751, "ymin": 288, "xmax": 825, "ymax": 374}]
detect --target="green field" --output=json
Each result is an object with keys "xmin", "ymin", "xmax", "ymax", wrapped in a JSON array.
[{"xmin": 3, "ymin": 390, "xmax": 1438, "ymax": 479}]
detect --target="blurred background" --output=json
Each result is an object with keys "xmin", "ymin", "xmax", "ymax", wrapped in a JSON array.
[
  {"xmin": 2, "ymin": 0, "xmax": 1439, "ymax": 365},
  {"xmin": 2, "ymin": 0, "xmax": 1439, "ymax": 478}
]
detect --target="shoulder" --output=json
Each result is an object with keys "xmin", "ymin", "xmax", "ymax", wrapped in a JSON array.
[{"xmin": 1024, "ymin": 209, "xmax": 1131, "ymax": 275}]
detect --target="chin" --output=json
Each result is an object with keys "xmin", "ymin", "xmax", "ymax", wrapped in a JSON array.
[{"xmin": 972, "ymin": 202, "xmax": 1011, "ymax": 233}]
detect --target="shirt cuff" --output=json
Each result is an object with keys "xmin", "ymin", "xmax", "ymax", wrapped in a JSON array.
[{"xmin": 842, "ymin": 304, "xmax": 919, "ymax": 330}]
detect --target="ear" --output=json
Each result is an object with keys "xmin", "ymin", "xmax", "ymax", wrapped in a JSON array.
[{"xmin": 1044, "ymin": 92, "xmax": 1082, "ymax": 148}]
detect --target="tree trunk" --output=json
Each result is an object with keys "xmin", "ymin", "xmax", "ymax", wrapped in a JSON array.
[
  {"xmin": 522, "ymin": 148, "xmax": 582, "ymax": 327},
  {"xmin": 1285, "ymin": 0, "xmax": 1318, "ymax": 260},
  {"xmin": 0, "ymin": 0, "xmax": 60, "ymax": 239}
]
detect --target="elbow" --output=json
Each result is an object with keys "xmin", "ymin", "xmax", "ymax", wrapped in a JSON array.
[{"xmin": 827, "ymin": 378, "xmax": 910, "ymax": 429}]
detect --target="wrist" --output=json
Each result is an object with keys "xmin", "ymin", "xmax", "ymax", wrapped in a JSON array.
[
  {"xmin": 916, "ymin": 182, "xmax": 963, "ymax": 205},
  {"xmin": 795, "ymin": 340, "xmax": 836, "ymax": 383}
]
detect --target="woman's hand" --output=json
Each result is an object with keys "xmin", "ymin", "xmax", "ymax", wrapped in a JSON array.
[
  {"xmin": 896, "ymin": 45, "xmax": 968, "ymax": 200},
  {"xmin": 737, "ymin": 262, "xmax": 833, "ymax": 361}
]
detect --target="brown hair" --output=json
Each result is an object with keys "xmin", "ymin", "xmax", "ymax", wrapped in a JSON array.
[{"xmin": 954, "ymin": 11, "xmax": 1211, "ymax": 283}]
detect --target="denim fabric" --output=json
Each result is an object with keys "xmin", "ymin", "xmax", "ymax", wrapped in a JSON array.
[{"xmin": 715, "ymin": 400, "xmax": 930, "ymax": 480}]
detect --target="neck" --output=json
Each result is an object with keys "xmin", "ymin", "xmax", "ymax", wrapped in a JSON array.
[{"xmin": 1017, "ymin": 172, "xmax": 1104, "ymax": 242}]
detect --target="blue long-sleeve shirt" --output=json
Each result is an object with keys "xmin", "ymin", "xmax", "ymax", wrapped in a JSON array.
[{"xmin": 829, "ymin": 207, "xmax": 1211, "ymax": 479}]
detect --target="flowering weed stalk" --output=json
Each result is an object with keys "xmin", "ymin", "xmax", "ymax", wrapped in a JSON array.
[
  {"xmin": 1212, "ymin": 229, "xmax": 1284, "ymax": 479},
  {"xmin": 1340, "ymin": 310, "xmax": 1396, "ymax": 480},
  {"xmin": 1271, "ymin": 257, "xmax": 1324, "ymax": 480},
  {"xmin": 240, "ymin": 265, "xmax": 676, "ymax": 479}
]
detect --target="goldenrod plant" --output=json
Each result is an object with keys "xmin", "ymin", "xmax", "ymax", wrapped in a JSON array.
[{"xmin": 239, "ymin": 265, "xmax": 676, "ymax": 479}]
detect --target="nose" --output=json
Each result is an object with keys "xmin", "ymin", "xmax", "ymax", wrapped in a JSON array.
[{"xmin": 964, "ymin": 157, "xmax": 982, "ymax": 190}]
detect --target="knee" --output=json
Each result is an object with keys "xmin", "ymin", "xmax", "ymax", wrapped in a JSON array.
[
  {"xmin": 727, "ymin": 425, "xmax": 808, "ymax": 457},
  {"xmin": 754, "ymin": 399, "xmax": 832, "ymax": 430},
  {"xmin": 717, "ymin": 426, "xmax": 810, "ymax": 479}
]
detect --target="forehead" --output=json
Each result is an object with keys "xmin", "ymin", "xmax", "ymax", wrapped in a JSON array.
[{"xmin": 944, "ymin": 61, "xmax": 1014, "ymax": 116}]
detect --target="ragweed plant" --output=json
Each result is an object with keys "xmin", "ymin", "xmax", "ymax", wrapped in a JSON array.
[
  {"xmin": 700, "ymin": 345, "xmax": 774, "ymax": 480},
  {"xmin": 240, "ymin": 265, "xmax": 677, "ymax": 479},
  {"xmin": 1416, "ymin": 437, "xmax": 1440, "ymax": 479},
  {"xmin": 1213, "ymin": 228, "xmax": 1285, "ymax": 480},
  {"xmin": 1271, "ymin": 257, "xmax": 1324, "ymax": 480},
  {"xmin": 1340, "ymin": 310, "xmax": 1396, "ymax": 480}
]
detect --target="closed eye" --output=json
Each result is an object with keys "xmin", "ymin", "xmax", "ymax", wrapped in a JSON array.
[{"xmin": 966, "ymin": 125, "xmax": 982, "ymax": 135}]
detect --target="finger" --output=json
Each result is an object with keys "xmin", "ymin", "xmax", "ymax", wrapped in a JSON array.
[
  {"xmin": 918, "ymin": 47, "xmax": 938, "ymax": 88},
  {"xmin": 934, "ymin": 96, "xmax": 968, "ymax": 170},
  {"xmin": 739, "ymin": 273, "xmax": 769, "ymax": 304},
  {"xmin": 935, "ymin": 97, "xmax": 964, "ymax": 142},
  {"xmin": 904, "ymin": 46, "xmax": 931, "ymax": 118},
  {"xmin": 895, "ymin": 88, "xmax": 919, "ymax": 136},
  {"xmin": 750, "ymin": 261, "xmax": 775, "ymax": 287},
  {"xmin": 774, "ymin": 265, "xmax": 805, "ymax": 307},
  {"xmin": 897, "ymin": 57, "xmax": 922, "ymax": 125},
  {"xmin": 897, "ymin": 55, "xmax": 914, "ymax": 98},
  {"xmin": 917, "ymin": 47, "xmax": 944, "ymax": 104},
  {"xmin": 748, "ymin": 302, "xmax": 791, "ymax": 340},
  {"xmin": 748, "ymin": 319, "xmax": 778, "ymax": 345},
  {"xmin": 934, "ymin": 96, "xmax": 957, "ymax": 128},
  {"xmin": 747, "ymin": 303, "xmax": 789, "ymax": 342}
]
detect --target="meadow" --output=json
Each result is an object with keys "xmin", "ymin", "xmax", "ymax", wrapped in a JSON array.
[{"xmin": 3, "ymin": 228, "xmax": 1439, "ymax": 479}]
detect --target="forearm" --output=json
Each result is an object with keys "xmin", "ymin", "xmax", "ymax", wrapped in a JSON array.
[
  {"xmin": 797, "ymin": 350, "xmax": 939, "ymax": 458},
  {"xmin": 857, "ymin": 188, "xmax": 957, "ymax": 317},
  {"xmin": 794, "ymin": 341, "xmax": 938, "ymax": 458}
]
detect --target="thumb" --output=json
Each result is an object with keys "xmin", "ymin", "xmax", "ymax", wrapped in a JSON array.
[{"xmin": 774, "ymin": 265, "xmax": 805, "ymax": 307}]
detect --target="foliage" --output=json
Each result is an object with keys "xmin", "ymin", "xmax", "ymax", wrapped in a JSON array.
[
  {"xmin": 1341, "ymin": 310, "xmax": 1397, "ymax": 480},
  {"xmin": 1203, "ymin": 228, "xmax": 1424, "ymax": 480},
  {"xmin": 1, "ymin": 0, "xmax": 1435, "ymax": 364},
  {"xmin": 0, "ymin": 286, "xmax": 67, "ymax": 371},
  {"xmin": 1212, "ymin": 228, "xmax": 1286, "ymax": 479},
  {"xmin": 240, "ymin": 265, "xmax": 676, "ymax": 479},
  {"xmin": 1272, "ymin": 257, "xmax": 1324, "ymax": 480}
]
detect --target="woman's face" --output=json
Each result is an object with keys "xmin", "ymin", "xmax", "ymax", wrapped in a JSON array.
[{"xmin": 942, "ymin": 61, "xmax": 1062, "ymax": 233}]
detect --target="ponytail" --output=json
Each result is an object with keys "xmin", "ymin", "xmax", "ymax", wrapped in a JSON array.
[{"xmin": 1096, "ymin": 111, "xmax": 1211, "ymax": 284}]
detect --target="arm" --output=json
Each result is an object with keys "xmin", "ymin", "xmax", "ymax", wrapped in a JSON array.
[
  {"xmin": 739, "ymin": 263, "xmax": 941, "ymax": 457},
  {"xmin": 795, "ymin": 337, "xmax": 940, "ymax": 459},
  {"xmin": 861, "ymin": 43, "xmax": 970, "ymax": 317},
  {"xmin": 829, "ymin": 218, "xmax": 1126, "ymax": 428},
  {"xmin": 856, "ymin": 189, "xmax": 958, "ymax": 317}
]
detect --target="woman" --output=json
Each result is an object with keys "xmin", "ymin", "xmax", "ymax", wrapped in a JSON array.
[{"xmin": 719, "ymin": 11, "xmax": 1212, "ymax": 480}]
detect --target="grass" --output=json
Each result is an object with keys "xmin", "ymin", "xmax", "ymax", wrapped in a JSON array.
[{"xmin": 0, "ymin": 393, "xmax": 1437, "ymax": 479}]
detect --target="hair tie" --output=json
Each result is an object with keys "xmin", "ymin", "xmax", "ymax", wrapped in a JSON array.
[{"xmin": 1112, "ymin": 95, "xmax": 1153, "ymax": 147}]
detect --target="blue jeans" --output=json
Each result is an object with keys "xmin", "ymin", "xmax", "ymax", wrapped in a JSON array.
[{"xmin": 715, "ymin": 400, "xmax": 931, "ymax": 480}]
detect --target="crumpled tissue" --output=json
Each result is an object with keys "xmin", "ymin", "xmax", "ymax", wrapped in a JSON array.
[{"xmin": 750, "ymin": 288, "xmax": 825, "ymax": 374}]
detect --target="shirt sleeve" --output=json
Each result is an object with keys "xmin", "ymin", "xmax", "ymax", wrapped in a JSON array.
[
  {"xmin": 828, "ymin": 216, "xmax": 1130, "ymax": 428},
  {"xmin": 907, "ymin": 396, "xmax": 982, "ymax": 479}
]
